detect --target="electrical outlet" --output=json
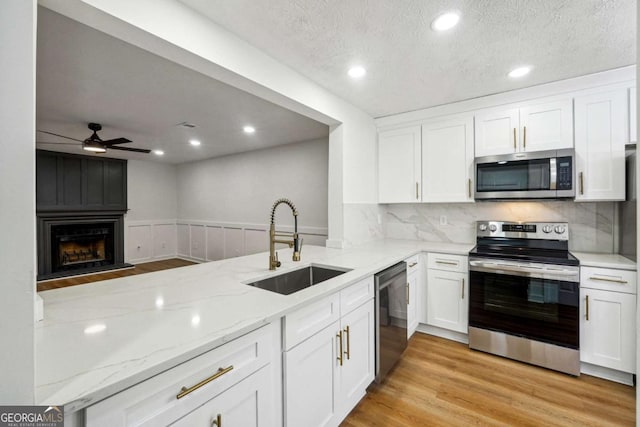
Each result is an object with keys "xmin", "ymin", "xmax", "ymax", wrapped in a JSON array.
[{"xmin": 440, "ymin": 215, "xmax": 447, "ymax": 225}]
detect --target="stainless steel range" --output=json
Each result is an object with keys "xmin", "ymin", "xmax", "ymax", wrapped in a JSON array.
[{"xmin": 468, "ymin": 221, "xmax": 580, "ymax": 376}]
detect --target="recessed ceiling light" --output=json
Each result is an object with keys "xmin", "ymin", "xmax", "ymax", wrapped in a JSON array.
[
  {"xmin": 189, "ymin": 139, "xmax": 201, "ymax": 146},
  {"xmin": 153, "ymin": 150, "xmax": 164, "ymax": 156},
  {"xmin": 84, "ymin": 324, "xmax": 106, "ymax": 334},
  {"xmin": 243, "ymin": 125, "xmax": 256, "ymax": 134},
  {"xmin": 508, "ymin": 66, "xmax": 532, "ymax": 78},
  {"xmin": 431, "ymin": 12, "xmax": 460, "ymax": 31},
  {"xmin": 348, "ymin": 66, "xmax": 366, "ymax": 79}
]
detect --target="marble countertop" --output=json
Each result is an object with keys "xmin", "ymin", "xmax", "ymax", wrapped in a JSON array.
[
  {"xmin": 572, "ymin": 252, "xmax": 637, "ymax": 271},
  {"xmin": 36, "ymin": 239, "xmax": 473, "ymax": 412}
]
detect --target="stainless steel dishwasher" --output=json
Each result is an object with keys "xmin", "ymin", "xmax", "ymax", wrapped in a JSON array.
[{"xmin": 374, "ymin": 261, "xmax": 408, "ymax": 383}]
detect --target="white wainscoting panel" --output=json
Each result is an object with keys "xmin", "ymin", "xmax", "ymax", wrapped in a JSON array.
[
  {"xmin": 224, "ymin": 227, "xmax": 244, "ymax": 258},
  {"xmin": 127, "ymin": 225, "xmax": 152, "ymax": 263},
  {"xmin": 153, "ymin": 223, "xmax": 177, "ymax": 259},
  {"xmin": 190, "ymin": 225, "xmax": 206, "ymax": 261},
  {"xmin": 177, "ymin": 224, "xmax": 190, "ymax": 258},
  {"xmin": 206, "ymin": 226, "xmax": 224, "ymax": 261}
]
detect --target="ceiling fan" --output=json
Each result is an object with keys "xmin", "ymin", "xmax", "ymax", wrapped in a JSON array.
[{"xmin": 37, "ymin": 123, "xmax": 151, "ymax": 154}]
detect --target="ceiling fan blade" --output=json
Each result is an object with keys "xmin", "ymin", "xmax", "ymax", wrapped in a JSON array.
[
  {"xmin": 108, "ymin": 145, "xmax": 151, "ymax": 154},
  {"xmin": 36, "ymin": 130, "xmax": 84, "ymax": 143},
  {"xmin": 102, "ymin": 137, "xmax": 132, "ymax": 145},
  {"xmin": 36, "ymin": 141, "xmax": 80, "ymax": 146}
]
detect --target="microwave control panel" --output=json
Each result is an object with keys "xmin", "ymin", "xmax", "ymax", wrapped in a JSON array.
[{"xmin": 556, "ymin": 156, "xmax": 573, "ymax": 190}]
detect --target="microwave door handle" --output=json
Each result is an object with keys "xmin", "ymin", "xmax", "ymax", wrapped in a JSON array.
[{"xmin": 549, "ymin": 157, "xmax": 557, "ymax": 190}]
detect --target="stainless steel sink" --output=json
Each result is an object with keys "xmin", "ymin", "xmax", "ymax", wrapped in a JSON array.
[{"xmin": 246, "ymin": 265, "xmax": 350, "ymax": 295}]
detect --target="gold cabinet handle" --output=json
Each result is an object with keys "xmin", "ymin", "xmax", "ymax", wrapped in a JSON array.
[
  {"xmin": 177, "ymin": 366, "xmax": 234, "ymax": 399},
  {"xmin": 337, "ymin": 330, "xmax": 344, "ymax": 366},
  {"xmin": 408, "ymin": 262, "xmax": 418, "ymax": 268},
  {"xmin": 468, "ymin": 178, "xmax": 472, "ymax": 198},
  {"xmin": 461, "ymin": 278, "xmax": 465, "ymax": 300},
  {"xmin": 406, "ymin": 282, "xmax": 410, "ymax": 305},
  {"xmin": 523, "ymin": 126, "xmax": 526, "ymax": 149},
  {"xmin": 415, "ymin": 182, "xmax": 419, "ymax": 200},
  {"xmin": 513, "ymin": 127, "xmax": 516, "ymax": 149},
  {"xmin": 211, "ymin": 414, "xmax": 222, "ymax": 427},
  {"xmin": 344, "ymin": 326, "xmax": 350, "ymax": 360},
  {"xmin": 585, "ymin": 295, "xmax": 589, "ymax": 321},
  {"xmin": 589, "ymin": 276, "xmax": 628, "ymax": 284},
  {"xmin": 579, "ymin": 172, "xmax": 584, "ymax": 195},
  {"xmin": 436, "ymin": 260, "xmax": 458, "ymax": 266}
]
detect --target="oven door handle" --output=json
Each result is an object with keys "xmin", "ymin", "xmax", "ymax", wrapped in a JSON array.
[{"xmin": 469, "ymin": 260, "xmax": 579, "ymax": 277}]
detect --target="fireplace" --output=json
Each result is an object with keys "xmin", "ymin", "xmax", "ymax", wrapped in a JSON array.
[{"xmin": 37, "ymin": 214, "xmax": 129, "ymax": 280}]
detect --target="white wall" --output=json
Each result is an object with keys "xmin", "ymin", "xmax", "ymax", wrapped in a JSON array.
[
  {"xmin": 126, "ymin": 159, "xmax": 177, "ymax": 221},
  {"xmin": 0, "ymin": 0, "xmax": 36, "ymax": 404},
  {"xmin": 177, "ymin": 139, "xmax": 328, "ymax": 228}
]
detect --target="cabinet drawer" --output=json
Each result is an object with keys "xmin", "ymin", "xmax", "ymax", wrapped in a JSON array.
[
  {"xmin": 284, "ymin": 293, "xmax": 340, "ymax": 351},
  {"xmin": 340, "ymin": 276, "xmax": 374, "ymax": 316},
  {"xmin": 428, "ymin": 253, "xmax": 468, "ymax": 272},
  {"xmin": 405, "ymin": 255, "xmax": 420, "ymax": 275},
  {"xmin": 85, "ymin": 324, "xmax": 276, "ymax": 427},
  {"xmin": 581, "ymin": 267, "xmax": 637, "ymax": 294}
]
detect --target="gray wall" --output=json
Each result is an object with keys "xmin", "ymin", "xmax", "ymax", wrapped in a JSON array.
[
  {"xmin": 127, "ymin": 159, "xmax": 178, "ymax": 221},
  {"xmin": 176, "ymin": 138, "xmax": 329, "ymax": 229}
]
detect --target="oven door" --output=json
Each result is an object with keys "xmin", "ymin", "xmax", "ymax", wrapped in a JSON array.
[{"xmin": 469, "ymin": 259, "xmax": 579, "ymax": 349}]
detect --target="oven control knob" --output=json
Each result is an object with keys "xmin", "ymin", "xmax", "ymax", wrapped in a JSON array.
[
  {"xmin": 489, "ymin": 224, "xmax": 497, "ymax": 232},
  {"xmin": 554, "ymin": 225, "xmax": 566, "ymax": 234},
  {"xmin": 542, "ymin": 225, "xmax": 553, "ymax": 233},
  {"xmin": 479, "ymin": 224, "xmax": 487, "ymax": 231}
]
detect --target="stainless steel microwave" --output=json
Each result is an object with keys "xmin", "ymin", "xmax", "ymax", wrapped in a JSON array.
[{"xmin": 474, "ymin": 148, "xmax": 575, "ymax": 200}]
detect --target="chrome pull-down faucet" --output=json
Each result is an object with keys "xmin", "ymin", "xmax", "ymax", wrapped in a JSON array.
[{"xmin": 269, "ymin": 198, "xmax": 301, "ymax": 270}]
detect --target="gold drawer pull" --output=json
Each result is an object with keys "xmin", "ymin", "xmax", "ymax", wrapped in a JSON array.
[
  {"xmin": 436, "ymin": 260, "xmax": 458, "ymax": 266},
  {"xmin": 337, "ymin": 330, "xmax": 344, "ymax": 366},
  {"xmin": 589, "ymin": 276, "xmax": 628, "ymax": 284},
  {"xmin": 177, "ymin": 365, "xmax": 234, "ymax": 399},
  {"xmin": 585, "ymin": 295, "xmax": 589, "ymax": 321},
  {"xmin": 344, "ymin": 325, "xmax": 351, "ymax": 360},
  {"xmin": 211, "ymin": 413, "xmax": 222, "ymax": 427},
  {"xmin": 408, "ymin": 262, "xmax": 418, "ymax": 268}
]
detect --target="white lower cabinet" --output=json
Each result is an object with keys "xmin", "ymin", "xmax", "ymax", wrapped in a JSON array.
[
  {"xmin": 172, "ymin": 367, "xmax": 271, "ymax": 427},
  {"xmin": 284, "ymin": 292, "xmax": 374, "ymax": 427},
  {"xmin": 580, "ymin": 267, "xmax": 637, "ymax": 374},
  {"xmin": 85, "ymin": 323, "xmax": 280, "ymax": 427},
  {"xmin": 405, "ymin": 255, "xmax": 420, "ymax": 338},
  {"xmin": 426, "ymin": 253, "xmax": 469, "ymax": 334}
]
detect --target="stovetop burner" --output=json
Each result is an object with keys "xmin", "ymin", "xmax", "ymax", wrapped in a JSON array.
[{"xmin": 470, "ymin": 220, "xmax": 579, "ymax": 266}]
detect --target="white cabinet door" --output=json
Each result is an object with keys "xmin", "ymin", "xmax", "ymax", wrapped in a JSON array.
[
  {"xmin": 284, "ymin": 320, "xmax": 339, "ymax": 427},
  {"xmin": 427, "ymin": 269, "xmax": 468, "ymax": 333},
  {"xmin": 337, "ymin": 300, "xmax": 374, "ymax": 419},
  {"xmin": 172, "ymin": 366, "xmax": 273, "ymax": 427},
  {"xmin": 580, "ymin": 288, "xmax": 636, "ymax": 373},
  {"xmin": 574, "ymin": 89, "xmax": 627, "ymax": 201},
  {"xmin": 378, "ymin": 126, "xmax": 422, "ymax": 203},
  {"xmin": 407, "ymin": 271, "xmax": 419, "ymax": 338},
  {"xmin": 630, "ymin": 87, "xmax": 636, "ymax": 144},
  {"xmin": 421, "ymin": 115, "xmax": 474, "ymax": 202},
  {"xmin": 474, "ymin": 108, "xmax": 519, "ymax": 156},
  {"xmin": 520, "ymin": 99, "xmax": 573, "ymax": 152}
]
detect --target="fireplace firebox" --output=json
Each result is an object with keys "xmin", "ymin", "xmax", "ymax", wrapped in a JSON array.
[{"xmin": 37, "ymin": 214, "xmax": 129, "ymax": 280}]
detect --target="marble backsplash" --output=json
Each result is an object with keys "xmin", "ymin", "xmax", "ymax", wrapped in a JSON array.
[{"xmin": 344, "ymin": 202, "xmax": 620, "ymax": 253}]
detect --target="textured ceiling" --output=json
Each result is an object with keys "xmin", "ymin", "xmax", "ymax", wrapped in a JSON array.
[
  {"xmin": 36, "ymin": 8, "xmax": 329, "ymax": 164},
  {"xmin": 180, "ymin": 0, "xmax": 637, "ymax": 118}
]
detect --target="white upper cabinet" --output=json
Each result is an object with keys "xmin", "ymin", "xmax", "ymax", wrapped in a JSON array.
[
  {"xmin": 474, "ymin": 107, "xmax": 520, "ymax": 156},
  {"xmin": 629, "ymin": 87, "xmax": 636, "ymax": 144},
  {"xmin": 574, "ymin": 89, "xmax": 627, "ymax": 201},
  {"xmin": 421, "ymin": 114, "xmax": 474, "ymax": 202},
  {"xmin": 475, "ymin": 99, "xmax": 573, "ymax": 157},
  {"xmin": 378, "ymin": 126, "xmax": 421, "ymax": 203}
]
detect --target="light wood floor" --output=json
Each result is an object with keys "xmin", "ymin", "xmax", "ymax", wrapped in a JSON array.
[
  {"xmin": 341, "ymin": 333, "xmax": 635, "ymax": 427},
  {"xmin": 37, "ymin": 258, "xmax": 197, "ymax": 292}
]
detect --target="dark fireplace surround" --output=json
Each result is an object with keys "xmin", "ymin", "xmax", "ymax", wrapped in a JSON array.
[{"xmin": 37, "ymin": 213, "xmax": 127, "ymax": 280}]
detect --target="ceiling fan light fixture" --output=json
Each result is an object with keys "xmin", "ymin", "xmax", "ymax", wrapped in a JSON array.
[{"xmin": 83, "ymin": 140, "xmax": 106, "ymax": 153}]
